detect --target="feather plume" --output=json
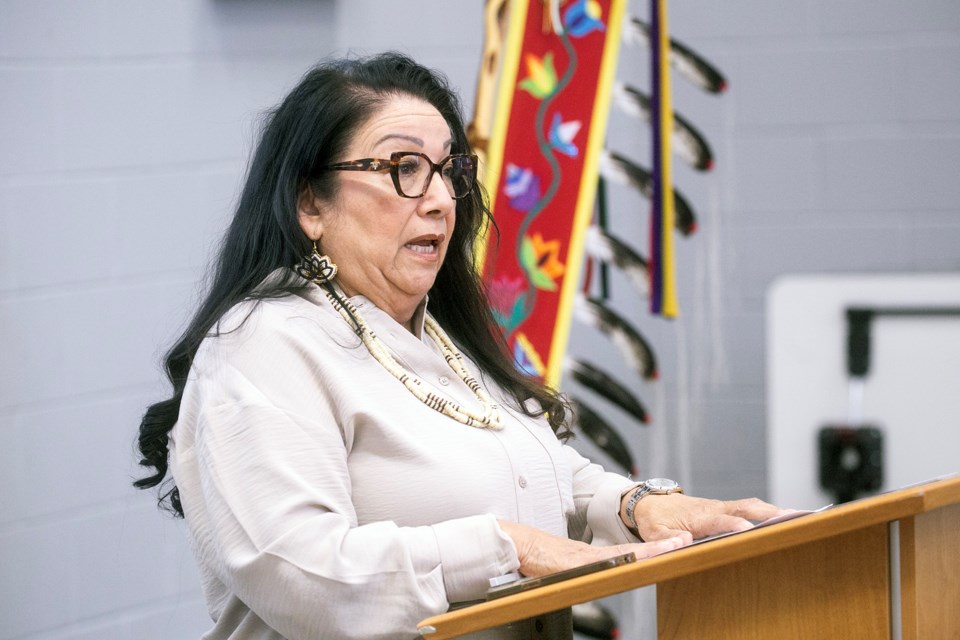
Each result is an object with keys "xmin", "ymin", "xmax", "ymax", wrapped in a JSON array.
[
  {"xmin": 574, "ymin": 294, "xmax": 658, "ymax": 381},
  {"xmin": 624, "ymin": 17, "xmax": 728, "ymax": 94},
  {"xmin": 583, "ymin": 225, "xmax": 650, "ymax": 298},
  {"xmin": 572, "ymin": 601, "xmax": 620, "ymax": 639},
  {"xmin": 598, "ymin": 150, "xmax": 697, "ymax": 235},
  {"xmin": 613, "ymin": 82, "xmax": 714, "ymax": 171},
  {"xmin": 564, "ymin": 357, "xmax": 649, "ymax": 425},
  {"xmin": 572, "ymin": 397, "xmax": 635, "ymax": 475}
]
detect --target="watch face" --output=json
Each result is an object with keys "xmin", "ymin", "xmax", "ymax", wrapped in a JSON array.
[{"xmin": 646, "ymin": 478, "xmax": 679, "ymax": 491}]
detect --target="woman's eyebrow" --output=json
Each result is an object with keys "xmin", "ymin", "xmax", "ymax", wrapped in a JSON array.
[
  {"xmin": 373, "ymin": 134, "xmax": 455, "ymax": 150},
  {"xmin": 374, "ymin": 133, "xmax": 424, "ymax": 147}
]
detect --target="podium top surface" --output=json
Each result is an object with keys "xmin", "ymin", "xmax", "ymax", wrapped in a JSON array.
[{"xmin": 417, "ymin": 474, "xmax": 960, "ymax": 639}]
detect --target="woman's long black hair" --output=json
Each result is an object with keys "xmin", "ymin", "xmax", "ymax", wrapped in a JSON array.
[{"xmin": 134, "ymin": 52, "xmax": 571, "ymax": 516}]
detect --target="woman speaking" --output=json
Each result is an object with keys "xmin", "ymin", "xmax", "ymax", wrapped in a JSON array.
[{"xmin": 134, "ymin": 52, "xmax": 784, "ymax": 639}]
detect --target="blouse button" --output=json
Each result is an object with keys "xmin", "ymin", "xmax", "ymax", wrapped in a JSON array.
[
  {"xmin": 518, "ymin": 475, "xmax": 528, "ymax": 489},
  {"xmin": 438, "ymin": 376, "xmax": 450, "ymax": 386}
]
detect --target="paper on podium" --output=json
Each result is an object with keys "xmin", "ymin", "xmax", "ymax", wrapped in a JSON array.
[{"xmin": 688, "ymin": 505, "xmax": 833, "ymax": 547}]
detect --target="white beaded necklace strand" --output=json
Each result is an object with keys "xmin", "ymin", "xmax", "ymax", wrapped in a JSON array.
[{"xmin": 322, "ymin": 289, "xmax": 504, "ymax": 429}]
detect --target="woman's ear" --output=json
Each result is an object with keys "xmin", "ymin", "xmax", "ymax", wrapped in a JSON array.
[{"xmin": 297, "ymin": 185, "xmax": 325, "ymax": 241}]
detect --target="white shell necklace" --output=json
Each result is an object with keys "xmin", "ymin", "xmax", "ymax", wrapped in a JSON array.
[{"xmin": 323, "ymin": 288, "xmax": 504, "ymax": 429}]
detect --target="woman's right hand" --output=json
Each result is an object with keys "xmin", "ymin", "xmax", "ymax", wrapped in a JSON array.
[{"xmin": 497, "ymin": 520, "xmax": 686, "ymax": 578}]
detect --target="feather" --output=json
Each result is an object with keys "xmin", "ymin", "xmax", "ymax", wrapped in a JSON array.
[
  {"xmin": 564, "ymin": 357, "xmax": 650, "ymax": 425},
  {"xmin": 583, "ymin": 225, "xmax": 650, "ymax": 298},
  {"xmin": 613, "ymin": 82, "xmax": 714, "ymax": 171},
  {"xmin": 572, "ymin": 397, "xmax": 635, "ymax": 475},
  {"xmin": 572, "ymin": 601, "xmax": 620, "ymax": 640},
  {"xmin": 574, "ymin": 294, "xmax": 658, "ymax": 381},
  {"xmin": 598, "ymin": 150, "xmax": 698, "ymax": 235},
  {"xmin": 624, "ymin": 17, "xmax": 728, "ymax": 94}
]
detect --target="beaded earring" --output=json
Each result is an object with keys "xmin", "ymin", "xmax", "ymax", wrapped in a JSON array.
[{"xmin": 296, "ymin": 242, "xmax": 338, "ymax": 285}]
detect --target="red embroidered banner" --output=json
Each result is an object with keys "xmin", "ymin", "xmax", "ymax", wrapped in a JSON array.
[{"xmin": 482, "ymin": 0, "xmax": 627, "ymax": 387}]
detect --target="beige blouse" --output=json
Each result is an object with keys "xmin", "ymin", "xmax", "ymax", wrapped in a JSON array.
[{"xmin": 170, "ymin": 276, "xmax": 638, "ymax": 639}]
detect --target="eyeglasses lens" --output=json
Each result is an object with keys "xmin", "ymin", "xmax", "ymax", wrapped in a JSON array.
[
  {"xmin": 396, "ymin": 153, "xmax": 475, "ymax": 199},
  {"xmin": 443, "ymin": 156, "xmax": 476, "ymax": 199},
  {"xmin": 396, "ymin": 154, "xmax": 426, "ymax": 198}
]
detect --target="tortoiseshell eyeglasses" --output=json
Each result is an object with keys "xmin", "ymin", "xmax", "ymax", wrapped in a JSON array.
[{"xmin": 325, "ymin": 151, "xmax": 478, "ymax": 200}]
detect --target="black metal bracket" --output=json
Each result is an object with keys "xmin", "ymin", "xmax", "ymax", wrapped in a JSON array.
[{"xmin": 845, "ymin": 306, "xmax": 960, "ymax": 378}]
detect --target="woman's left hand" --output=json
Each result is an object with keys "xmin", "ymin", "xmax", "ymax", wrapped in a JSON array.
[{"xmin": 626, "ymin": 493, "xmax": 793, "ymax": 543}]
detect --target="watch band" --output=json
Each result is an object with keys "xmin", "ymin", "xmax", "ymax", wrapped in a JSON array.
[
  {"xmin": 624, "ymin": 485, "xmax": 650, "ymax": 530},
  {"xmin": 624, "ymin": 478, "xmax": 683, "ymax": 531}
]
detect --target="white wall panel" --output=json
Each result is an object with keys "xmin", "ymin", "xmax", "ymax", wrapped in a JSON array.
[{"xmin": 767, "ymin": 273, "xmax": 960, "ymax": 509}]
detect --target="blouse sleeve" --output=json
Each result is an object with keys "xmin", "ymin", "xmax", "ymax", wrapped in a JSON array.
[
  {"xmin": 561, "ymin": 444, "xmax": 640, "ymax": 546},
  {"xmin": 171, "ymin": 303, "xmax": 518, "ymax": 639}
]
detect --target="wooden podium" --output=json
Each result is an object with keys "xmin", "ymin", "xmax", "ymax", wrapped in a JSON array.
[{"xmin": 417, "ymin": 475, "xmax": 960, "ymax": 639}]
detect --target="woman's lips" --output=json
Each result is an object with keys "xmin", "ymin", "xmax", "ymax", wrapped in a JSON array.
[{"xmin": 405, "ymin": 233, "xmax": 445, "ymax": 255}]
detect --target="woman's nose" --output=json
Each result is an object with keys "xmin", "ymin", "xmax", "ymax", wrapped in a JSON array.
[{"xmin": 418, "ymin": 170, "xmax": 455, "ymax": 214}]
